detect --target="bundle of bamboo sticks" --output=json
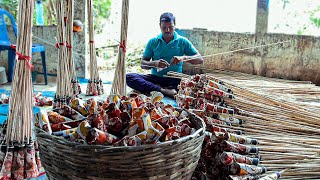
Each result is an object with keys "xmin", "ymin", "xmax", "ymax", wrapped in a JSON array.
[
  {"xmin": 0, "ymin": 0, "xmax": 40, "ymax": 179},
  {"xmin": 54, "ymin": 0, "xmax": 72, "ymax": 107},
  {"xmin": 168, "ymin": 71, "xmax": 320, "ymax": 179},
  {"xmin": 85, "ymin": 0, "xmax": 104, "ymax": 96},
  {"xmin": 6, "ymin": 0, "xmax": 35, "ymax": 145},
  {"xmin": 65, "ymin": 0, "xmax": 81, "ymax": 96},
  {"xmin": 111, "ymin": 0, "xmax": 129, "ymax": 96}
]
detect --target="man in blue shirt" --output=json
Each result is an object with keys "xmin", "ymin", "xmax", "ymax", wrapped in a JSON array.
[{"xmin": 126, "ymin": 12, "xmax": 203, "ymax": 97}]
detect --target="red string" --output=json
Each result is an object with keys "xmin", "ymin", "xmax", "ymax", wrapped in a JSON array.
[
  {"xmin": 119, "ymin": 40, "xmax": 126, "ymax": 53},
  {"xmin": 89, "ymin": 40, "xmax": 94, "ymax": 44},
  {"xmin": 66, "ymin": 42, "xmax": 72, "ymax": 49},
  {"xmin": 55, "ymin": 42, "xmax": 66, "ymax": 48},
  {"xmin": 10, "ymin": 44, "xmax": 33, "ymax": 69},
  {"xmin": 16, "ymin": 52, "xmax": 33, "ymax": 69},
  {"xmin": 10, "ymin": 44, "xmax": 16, "ymax": 50}
]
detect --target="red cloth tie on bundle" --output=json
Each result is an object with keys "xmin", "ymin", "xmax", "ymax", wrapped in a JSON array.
[
  {"xmin": 55, "ymin": 42, "xmax": 66, "ymax": 49},
  {"xmin": 66, "ymin": 42, "xmax": 72, "ymax": 50},
  {"xmin": 119, "ymin": 40, "xmax": 126, "ymax": 53},
  {"xmin": 10, "ymin": 44, "xmax": 33, "ymax": 69}
]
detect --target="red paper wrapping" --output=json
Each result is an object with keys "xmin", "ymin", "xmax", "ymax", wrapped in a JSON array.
[
  {"xmin": 54, "ymin": 105, "xmax": 86, "ymax": 120},
  {"xmin": 34, "ymin": 92, "xmax": 53, "ymax": 107},
  {"xmin": 0, "ymin": 146, "xmax": 14, "ymax": 180},
  {"xmin": 12, "ymin": 147, "xmax": 24, "ymax": 180},
  {"xmin": 106, "ymin": 117, "xmax": 122, "ymax": 133},
  {"xmin": 134, "ymin": 95, "xmax": 146, "ymax": 108},
  {"xmin": 51, "ymin": 123, "xmax": 72, "ymax": 132},
  {"xmin": 24, "ymin": 144, "xmax": 39, "ymax": 178},
  {"xmin": 207, "ymin": 124, "xmax": 242, "ymax": 135},
  {"xmin": 162, "ymin": 104, "xmax": 176, "ymax": 116},
  {"xmin": 113, "ymin": 136, "xmax": 135, "ymax": 146},
  {"xmin": 222, "ymin": 141, "xmax": 258, "ymax": 155},
  {"xmin": 86, "ymin": 80, "xmax": 99, "ymax": 96},
  {"xmin": 89, "ymin": 113, "xmax": 107, "ymax": 132},
  {"xmin": 220, "ymin": 152, "xmax": 259, "ymax": 166},
  {"xmin": 86, "ymin": 128, "xmax": 119, "ymax": 145},
  {"xmin": 48, "ymin": 111, "xmax": 71, "ymax": 124}
]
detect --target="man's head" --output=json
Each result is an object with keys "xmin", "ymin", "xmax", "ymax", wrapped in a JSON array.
[{"xmin": 159, "ymin": 12, "xmax": 175, "ymax": 39}]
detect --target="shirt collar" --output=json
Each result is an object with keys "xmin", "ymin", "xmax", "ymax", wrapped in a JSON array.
[{"xmin": 157, "ymin": 31, "xmax": 178, "ymax": 43}]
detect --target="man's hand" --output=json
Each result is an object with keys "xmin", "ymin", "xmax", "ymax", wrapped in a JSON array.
[
  {"xmin": 171, "ymin": 56, "xmax": 186, "ymax": 65},
  {"xmin": 153, "ymin": 59, "xmax": 170, "ymax": 68}
]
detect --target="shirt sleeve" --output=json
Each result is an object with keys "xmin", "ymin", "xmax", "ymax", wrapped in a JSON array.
[
  {"xmin": 143, "ymin": 39, "xmax": 154, "ymax": 60},
  {"xmin": 183, "ymin": 38, "xmax": 198, "ymax": 56}
]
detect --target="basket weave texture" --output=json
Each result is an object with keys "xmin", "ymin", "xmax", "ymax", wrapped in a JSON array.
[{"xmin": 36, "ymin": 109, "xmax": 206, "ymax": 180}]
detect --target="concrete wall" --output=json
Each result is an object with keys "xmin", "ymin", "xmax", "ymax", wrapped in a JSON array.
[
  {"xmin": 0, "ymin": 0, "xmax": 87, "ymax": 79},
  {"xmin": 178, "ymin": 0, "xmax": 320, "ymax": 85},
  {"xmin": 178, "ymin": 29, "xmax": 320, "ymax": 85}
]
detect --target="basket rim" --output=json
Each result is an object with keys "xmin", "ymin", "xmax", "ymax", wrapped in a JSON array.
[{"xmin": 36, "ymin": 109, "xmax": 206, "ymax": 151}]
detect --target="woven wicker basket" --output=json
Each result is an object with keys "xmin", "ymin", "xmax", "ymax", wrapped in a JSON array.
[{"xmin": 36, "ymin": 109, "xmax": 206, "ymax": 180}]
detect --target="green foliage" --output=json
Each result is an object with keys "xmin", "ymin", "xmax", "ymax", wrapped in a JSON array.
[
  {"xmin": 0, "ymin": 0, "xmax": 111, "ymax": 32},
  {"xmin": 309, "ymin": 5, "xmax": 320, "ymax": 28},
  {"xmin": 93, "ymin": 0, "xmax": 112, "ymax": 34},
  {"xmin": 0, "ymin": 0, "xmax": 18, "ymax": 19},
  {"xmin": 281, "ymin": 0, "xmax": 320, "ymax": 35}
]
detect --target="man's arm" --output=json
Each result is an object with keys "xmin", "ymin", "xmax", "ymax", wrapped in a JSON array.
[
  {"xmin": 141, "ymin": 57, "xmax": 170, "ymax": 69},
  {"xmin": 181, "ymin": 53, "xmax": 203, "ymax": 64},
  {"xmin": 171, "ymin": 53, "xmax": 203, "ymax": 65},
  {"xmin": 141, "ymin": 57, "xmax": 154, "ymax": 70}
]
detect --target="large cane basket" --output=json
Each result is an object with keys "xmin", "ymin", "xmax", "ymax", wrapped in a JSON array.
[{"xmin": 36, "ymin": 109, "xmax": 206, "ymax": 180}]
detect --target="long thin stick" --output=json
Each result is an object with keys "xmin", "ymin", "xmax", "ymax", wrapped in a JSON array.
[{"xmin": 180, "ymin": 40, "xmax": 291, "ymax": 62}]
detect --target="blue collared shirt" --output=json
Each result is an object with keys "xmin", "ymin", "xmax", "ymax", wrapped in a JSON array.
[{"xmin": 143, "ymin": 31, "xmax": 198, "ymax": 77}]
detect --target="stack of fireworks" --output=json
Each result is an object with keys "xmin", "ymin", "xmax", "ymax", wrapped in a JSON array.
[
  {"xmin": 86, "ymin": 79, "xmax": 104, "ymax": 96},
  {"xmin": 36, "ymin": 92, "xmax": 197, "ymax": 146},
  {"xmin": 0, "ymin": 92, "xmax": 53, "ymax": 107},
  {"xmin": 0, "ymin": 122, "xmax": 44, "ymax": 179},
  {"xmin": 176, "ymin": 74, "xmax": 281, "ymax": 180}
]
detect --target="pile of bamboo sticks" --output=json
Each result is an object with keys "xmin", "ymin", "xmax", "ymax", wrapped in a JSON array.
[
  {"xmin": 205, "ymin": 70, "xmax": 320, "ymax": 112},
  {"xmin": 168, "ymin": 71, "xmax": 320, "ymax": 179}
]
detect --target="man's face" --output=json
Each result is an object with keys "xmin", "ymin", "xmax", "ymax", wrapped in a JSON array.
[{"xmin": 160, "ymin": 21, "xmax": 175, "ymax": 39}]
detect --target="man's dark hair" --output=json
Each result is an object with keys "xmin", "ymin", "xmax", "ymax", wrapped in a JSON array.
[{"xmin": 160, "ymin": 12, "xmax": 175, "ymax": 25}]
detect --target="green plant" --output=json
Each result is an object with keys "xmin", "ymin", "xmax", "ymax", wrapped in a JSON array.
[
  {"xmin": 93, "ymin": 0, "xmax": 112, "ymax": 34},
  {"xmin": 0, "ymin": 0, "xmax": 111, "ymax": 31},
  {"xmin": 309, "ymin": 5, "xmax": 320, "ymax": 28},
  {"xmin": 0, "ymin": 0, "xmax": 18, "ymax": 19}
]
